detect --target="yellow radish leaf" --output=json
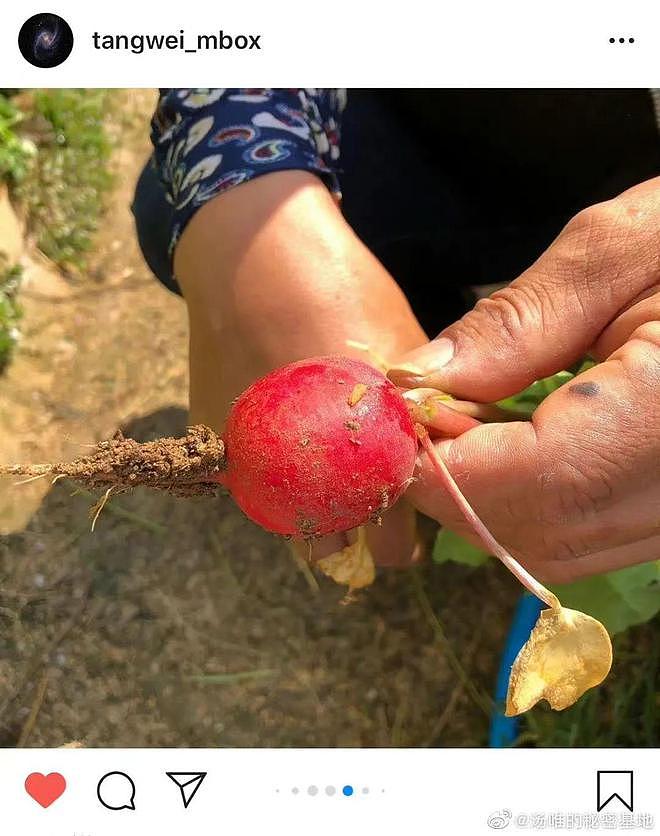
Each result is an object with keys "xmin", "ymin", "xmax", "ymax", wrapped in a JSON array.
[
  {"xmin": 317, "ymin": 526, "xmax": 375, "ymax": 596},
  {"xmin": 505, "ymin": 606, "xmax": 612, "ymax": 716}
]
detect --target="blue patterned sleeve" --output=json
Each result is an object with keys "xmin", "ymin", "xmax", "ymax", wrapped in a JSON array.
[{"xmin": 150, "ymin": 88, "xmax": 346, "ymax": 259}]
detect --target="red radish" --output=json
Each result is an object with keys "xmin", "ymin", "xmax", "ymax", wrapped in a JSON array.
[
  {"xmin": 0, "ymin": 350, "xmax": 611, "ymax": 713},
  {"xmin": 217, "ymin": 355, "xmax": 418, "ymax": 537}
]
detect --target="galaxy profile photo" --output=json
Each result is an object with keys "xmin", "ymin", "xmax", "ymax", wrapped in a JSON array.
[{"xmin": 18, "ymin": 12, "xmax": 74, "ymax": 68}]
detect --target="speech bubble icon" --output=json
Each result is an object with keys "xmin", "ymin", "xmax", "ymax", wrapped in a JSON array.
[{"xmin": 97, "ymin": 772, "xmax": 136, "ymax": 811}]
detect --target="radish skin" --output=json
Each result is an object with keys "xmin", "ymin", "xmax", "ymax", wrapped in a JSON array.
[{"xmin": 218, "ymin": 356, "xmax": 418, "ymax": 538}]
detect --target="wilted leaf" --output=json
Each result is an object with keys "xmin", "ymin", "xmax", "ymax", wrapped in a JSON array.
[
  {"xmin": 317, "ymin": 526, "xmax": 375, "ymax": 595},
  {"xmin": 506, "ymin": 606, "xmax": 612, "ymax": 716},
  {"xmin": 432, "ymin": 527, "xmax": 490, "ymax": 567}
]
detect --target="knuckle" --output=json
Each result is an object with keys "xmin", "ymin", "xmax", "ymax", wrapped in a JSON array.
[
  {"xmin": 567, "ymin": 199, "xmax": 630, "ymax": 242},
  {"xmin": 560, "ymin": 199, "xmax": 635, "ymax": 289},
  {"xmin": 618, "ymin": 321, "xmax": 660, "ymax": 386},
  {"xmin": 560, "ymin": 194, "xmax": 660, "ymax": 305},
  {"xmin": 467, "ymin": 284, "xmax": 542, "ymax": 344},
  {"xmin": 628, "ymin": 320, "xmax": 660, "ymax": 351}
]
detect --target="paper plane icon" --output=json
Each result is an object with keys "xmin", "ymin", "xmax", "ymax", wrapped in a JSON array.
[{"xmin": 166, "ymin": 772, "xmax": 207, "ymax": 809}]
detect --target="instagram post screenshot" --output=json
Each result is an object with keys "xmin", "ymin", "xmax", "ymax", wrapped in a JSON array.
[{"xmin": 0, "ymin": 1, "xmax": 658, "ymax": 833}]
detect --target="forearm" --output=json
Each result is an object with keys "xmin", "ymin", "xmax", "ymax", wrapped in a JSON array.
[{"xmin": 174, "ymin": 171, "xmax": 427, "ymax": 427}]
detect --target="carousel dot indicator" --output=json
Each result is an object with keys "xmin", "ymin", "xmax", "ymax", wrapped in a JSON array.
[{"xmin": 342, "ymin": 785, "xmax": 354, "ymax": 797}]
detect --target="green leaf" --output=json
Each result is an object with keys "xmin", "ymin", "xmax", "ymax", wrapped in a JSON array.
[
  {"xmin": 497, "ymin": 370, "xmax": 575, "ymax": 415},
  {"xmin": 553, "ymin": 563, "xmax": 660, "ymax": 635},
  {"xmin": 431, "ymin": 525, "xmax": 660, "ymax": 634},
  {"xmin": 433, "ymin": 528, "xmax": 490, "ymax": 567},
  {"xmin": 497, "ymin": 361, "xmax": 597, "ymax": 415}
]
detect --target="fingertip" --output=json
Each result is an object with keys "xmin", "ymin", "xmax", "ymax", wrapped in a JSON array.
[
  {"xmin": 387, "ymin": 338, "xmax": 455, "ymax": 388},
  {"xmin": 386, "ymin": 369, "xmax": 426, "ymax": 391},
  {"xmin": 300, "ymin": 532, "xmax": 348, "ymax": 563},
  {"xmin": 366, "ymin": 501, "xmax": 419, "ymax": 567}
]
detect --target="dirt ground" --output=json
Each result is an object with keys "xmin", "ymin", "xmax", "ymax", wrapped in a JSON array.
[{"xmin": 0, "ymin": 90, "xmax": 518, "ymax": 748}]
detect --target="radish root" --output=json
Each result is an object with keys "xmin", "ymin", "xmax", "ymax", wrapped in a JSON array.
[
  {"xmin": 0, "ymin": 425, "xmax": 226, "ymax": 497},
  {"xmin": 416, "ymin": 425, "xmax": 558, "ymax": 608}
]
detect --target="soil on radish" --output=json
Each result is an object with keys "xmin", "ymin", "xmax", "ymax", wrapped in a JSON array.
[{"xmin": 4, "ymin": 425, "xmax": 226, "ymax": 498}]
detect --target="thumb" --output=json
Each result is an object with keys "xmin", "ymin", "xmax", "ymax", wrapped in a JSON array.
[{"xmin": 388, "ymin": 179, "xmax": 660, "ymax": 401}]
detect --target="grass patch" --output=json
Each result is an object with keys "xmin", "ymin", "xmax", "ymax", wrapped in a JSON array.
[
  {"xmin": 0, "ymin": 257, "xmax": 23, "ymax": 372},
  {"xmin": 14, "ymin": 89, "xmax": 115, "ymax": 271},
  {"xmin": 0, "ymin": 93, "xmax": 34, "ymax": 183},
  {"xmin": 0, "ymin": 89, "xmax": 116, "ymax": 372}
]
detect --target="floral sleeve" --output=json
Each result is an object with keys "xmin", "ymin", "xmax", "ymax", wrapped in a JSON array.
[{"xmin": 150, "ymin": 88, "xmax": 346, "ymax": 259}]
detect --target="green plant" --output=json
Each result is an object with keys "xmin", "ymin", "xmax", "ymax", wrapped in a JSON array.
[
  {"xmin": 15, "ymin": 89, "xmax": 114, "ymax": 270},
  {"xmin": 0, "ymin": 93, "xmax": 34, "ymax": 184},
  {"xmin": 0, "ymin": 258, "xmax": 23, "ymax": 371}
]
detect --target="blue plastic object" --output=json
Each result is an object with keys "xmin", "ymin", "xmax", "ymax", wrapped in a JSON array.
[{"xmin": 489, "ymin": 593, "xmax": 544, "ymax": 747}]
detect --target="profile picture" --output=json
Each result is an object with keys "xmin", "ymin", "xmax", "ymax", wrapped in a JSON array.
[{"xmin": 18, "ymin": 12, "xmax": 74, "ymax": 68}]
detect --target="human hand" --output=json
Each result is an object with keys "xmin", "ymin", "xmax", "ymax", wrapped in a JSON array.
[
  {"xmin": 389, "ymin": 177, "xmax": 660, "ymax": 583},
  {"xmin": 175, "ymin": 170, "xmax": 428, "ymax": 567}
]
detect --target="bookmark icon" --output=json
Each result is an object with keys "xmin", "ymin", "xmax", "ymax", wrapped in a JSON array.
[
  {"xmin": 596, "ymin": 771, "xmax": 633, "ymax": 812},
  {"xmin": 166, "ymin": 772, "xmax": 207, "ymax": 809}
]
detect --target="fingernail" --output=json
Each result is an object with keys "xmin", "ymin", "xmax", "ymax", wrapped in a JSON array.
[{"xmin": 388, "ymin": 337, "xmax": 455, "ymax": 386}]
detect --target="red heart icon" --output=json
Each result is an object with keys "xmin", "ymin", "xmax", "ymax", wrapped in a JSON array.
[{"xmin": 25, "ymin": 772, "xmax": 67, "ymax": 808}]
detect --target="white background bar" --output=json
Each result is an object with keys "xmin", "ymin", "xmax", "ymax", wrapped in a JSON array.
[
  {"xmin": 0, "ymin": 0, "xmax": 658, "ymax": 87},
  {"xmin": 1, "ymin": 748, "xmax": 657, "ymax": 834}
]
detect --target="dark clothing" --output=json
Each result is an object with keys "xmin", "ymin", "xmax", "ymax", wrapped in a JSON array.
[{"xmin": 133, "ymin": 90, "xmax": 660, "ymax": 334}]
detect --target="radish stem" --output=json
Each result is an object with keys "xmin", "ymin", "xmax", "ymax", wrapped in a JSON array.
[{"xmin": 417, "ymin": 427, "xmax": 559, "ymax": 609}]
